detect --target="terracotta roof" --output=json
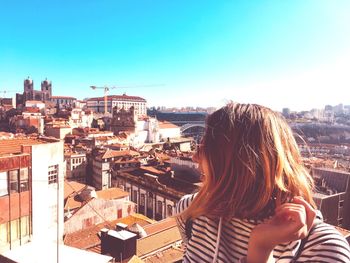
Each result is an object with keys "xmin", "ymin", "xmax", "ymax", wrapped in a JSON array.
[
  {"xmin": 0, "ymin": 138, "xmax": 45, "ymax": 155},
  {"xmin": 26, "ymin": 100, "xmax": 44, "ymax": 104},
  {"xmin": 136, "ymin": 221, "xmax": 182, "ymax": 257},
  {"xmin": 143, "ymin": 217, "xmax": 177, "ymax": 235},
  {"xmin": 140, "ymin": 166, "xmax": 167, "ymax": 176},
  {"xmin": 87, "ymin": 94, "xmax": 146, "ymax": 102},
  {"xmin": 64, "ymin": 180, "xmax": 87, "ymax": 200},
  {"xmin": 143, "ymin": 246, "xmax": 184, "ymax": 263},
  {"xmin": 102, "ymin": 149, "xmax": 139, "ymax": 159},
  {"xmin": 64, "ymin": 214, "xmax": 154, "ymax": 250},
  {"xmin": 96, "ymin": 187, "xmax": 129, "ymax": 200},
  {"xmin": 64, "ymin": 195, "xmax": 85, "ymax": 211},
  {"xmin": 51, "ymin": 96, "xmax": 77, "ymax": 99},
  {"xmin": 158, "ymin": 121, "xmax": 179, "ymax": 129}
]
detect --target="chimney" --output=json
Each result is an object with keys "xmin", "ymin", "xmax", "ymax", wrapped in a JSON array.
[{"xmin": 100, "ymin": 229, "xmax": 137, "ymax": 260}]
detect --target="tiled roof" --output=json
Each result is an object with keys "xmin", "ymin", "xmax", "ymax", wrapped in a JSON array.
[
  {"xmin": 0, "ymin": 138, "xmax": 44, "ymax": 155},
  {"xmin": 102, "ymin": 149, "xmax": 139, "ymax": 159},
  {"xmin": 136, "ymin": 220, "xmax": 182, "ymax": 257},
  {"xmin": 51, "ymin": 96, "xmax": 77, "ymax": 99},
  {"xmin": 64, "ymin": 214, "xmax": 154, "ymax": 250},
  {"xmin": 143, "ymin": 246, "xmax": 184, "ymax": 263},
  {"xmin": 64, "ymin": 195, "xmax": 86, "ymax": 211},
  {"xmin": 96, "ymin": 187, "xmax": 129, "ymax": 200},
  {"xmin": 143, "ymin": 217, "xmax": 177, "ymax": 235},
  {"xmin": 140, "ymin": 166, "xmax": 167, "ymax": 176},
  {"xmin": 158, "ymin": 121, "xmax": 179, "ymax": 129},
  {"xmin": 64, "ymin": 180, "xmax": 88, "ymax": 200}
]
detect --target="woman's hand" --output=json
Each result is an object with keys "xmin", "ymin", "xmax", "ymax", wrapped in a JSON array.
[{"xmin": 247, "ymin": 197, "xmax": 316, "ymax": 263}]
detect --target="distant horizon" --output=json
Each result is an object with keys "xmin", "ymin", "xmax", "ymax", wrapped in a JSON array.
[{"xmin": 1, "ymin": 1, "xmax": 350, "ymax": 112}]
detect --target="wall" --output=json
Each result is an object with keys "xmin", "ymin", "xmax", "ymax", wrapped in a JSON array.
[
  {"xmin": 30, "ymin": 141, "xmax": 64, "ymax": 244},
  {"xmin": 64, "ymin": 197, "xmax": 134, "ymax": 234}
]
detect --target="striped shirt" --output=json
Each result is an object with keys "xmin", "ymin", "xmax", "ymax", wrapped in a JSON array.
[{"xmin": 176, "ymin": 194, "xmax": 350, "ymax": 263}]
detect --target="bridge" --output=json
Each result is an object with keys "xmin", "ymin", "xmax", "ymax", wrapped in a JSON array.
[{"xmin": 178, "ymin": 121, "xmax": 205, "ymax": 134}]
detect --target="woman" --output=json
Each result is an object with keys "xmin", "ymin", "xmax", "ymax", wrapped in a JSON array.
[{"xmin": 176, "ymin": 103, "xmax": 350, "ymax": 263}]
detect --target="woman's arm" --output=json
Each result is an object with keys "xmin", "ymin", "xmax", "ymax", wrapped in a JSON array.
[{"xmin": 247, "ymin": 197, "xmax": 316, "ymax": 263}]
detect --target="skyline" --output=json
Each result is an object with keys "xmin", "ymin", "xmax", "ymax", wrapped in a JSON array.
[{"xmin": 1, "ymin": 1, "xmax": 350, "ymax": 111}]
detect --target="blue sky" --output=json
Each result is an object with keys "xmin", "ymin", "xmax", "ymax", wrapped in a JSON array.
[{"xmin": 1, "ymin": 0, "xmax": 350, "ymax": 111}]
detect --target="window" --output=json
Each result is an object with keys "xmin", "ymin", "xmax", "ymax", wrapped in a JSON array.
[
  {"xmin": 0, "ymin": 222, "xmax": 9, "ymax": 247},
  {"xmin": 21, "ymin": 216, "xmax": 30, "ymax": 238},
  {"xmin": 48, "ymin": 165, "xmax": 58, "ymax": 184},
  {"xmin": 9, "ymin": 170, "xmax": 19, "ymax": 193},
  {"xmin": 132, "ymin": 190, "xmax": 138, "ymax": 203},
  {"xmin": 167, "ymin": 204, "xmax": 173, "ymax": 217},
  {"xmin": 140, "ymin": 194, "xmax": 145, "ymax": 206},
  {"xmin": 0, "ymin": 171, "xmax": 8, "ymax": 196},
  {"xmin": 10, "ymin": 219, "xmax": 20, "ymax": 242},
  {"xmin": 157, "ymin": 201, "xmax": 163, "ymax": 214},
  {"xmin": 147, "ymin": 193, "xmax": 153, "ymax": 208},
  {"xmin": 20, "ymin": 168, "xmax": 29, "ymax": 192}
]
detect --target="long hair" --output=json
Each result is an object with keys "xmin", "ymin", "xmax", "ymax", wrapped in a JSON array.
[{"xmin": 182, "ymin": 103, "xmax": 315, "ymax": 221}]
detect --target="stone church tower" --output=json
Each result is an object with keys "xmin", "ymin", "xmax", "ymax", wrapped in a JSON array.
[
  {"xmin": 110, "ymin": 106, "xmax": 136, "ymax": 134},
  {"xmin": 41, "ymin": 79, "xmax": 52, "ymax": 101}
]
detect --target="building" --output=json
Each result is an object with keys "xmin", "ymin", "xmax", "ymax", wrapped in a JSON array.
[
  {"xmin": 110, "ymin": 106, "xmax": 137, "ymax": 134},
  {"xmin": 45, "ymin": 125, "xmax": 72, "ymax": 140},
  {"xmin": 312, "ymin": 167, "xmax": 350, "ymax": 229},
  {"xmin": 69, "ymin": 108, "xmax": 93, "ymax": 129},
  {"xmin": 21, "ymin": 78, "xmax": 52, "ymax": 103},
  {"xmin": 91, "ymin": 148, "xmax": 140, "ymax": 190},
  {"xmin": 65, "ymin": 151, "xmax": 87, "ymax": 183},
  {"xmin": 113, "ymin": 165, "xmax": 199, "ymax": 221},
  {"xmin": 0, "ymin": 136, "xmax": 65, "ymax": 254},
  {"xmin": 10, "ymin": 107, "xmax": 44, "ymax": 134},
  {"xmin": 86, "ymin": 94, "xmax": 147, "ymax": 117},
  {"xmin": 51, "ymin": 96, "xmax": 77, "ymax": 109}
]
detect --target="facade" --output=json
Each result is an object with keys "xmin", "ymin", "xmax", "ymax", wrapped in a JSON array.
[
  {"xmin": 64, "ymin": 187, "xmax": 134, "ymax": 234},
  {"xmin": 91, "ymin": 149, "xmax": 140, "ymax": 190},
  {"xmin": 113, "ymin": 167, "xmax": 198, "ymax": 221},
  {"xmin": 69, "ymin": 108, "xmax": 93, "ymax": 129},
  {"xmin": 312, "ymin": 167, "xmax": 350, "ymax": 229},
  {"xmin": 86, "ymin": 94, "xmax": 147, "ymax": 116},
  {"xmin": 10, "ymin": 109, "xmax": 44, "ymax": 134},
  {"xmin": 65, "ymin": 152, "xmax": 87, "ymax": 183},
  {"xmin": 0, "ymin": 136, "xmax": 65, "ymax": 254},
  {"xmin": 0, "ymin": 152, "xmax": 31, "ymax": 253},
  {"xmin": 45, "ymin": 125, "xmax": 72, "ymax": 140},
  {"xmin": 110, "ymin": 106, "xmax": 137, "ymax": 134},
  {"xmin": 22, "ymin": 78, "xmax": 52, "ymax": 103},
  {"xmin": 51, "ymin": 96, "xmax": 77, "ymax": 109}
]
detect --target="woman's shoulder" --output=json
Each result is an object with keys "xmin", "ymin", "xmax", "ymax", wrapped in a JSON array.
[
  {"xmin": 301, "ymin": 221, "xmax": 350, "ymax": 262},
  {"xmin": 175, "ymin": 193, "xmax": 197, "ymax": 214}
]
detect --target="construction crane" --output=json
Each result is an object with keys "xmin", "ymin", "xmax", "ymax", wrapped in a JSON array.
[
  {"xmin": 0, "ymin": 90, "xmax": 17, "ymax": 97},
  {"xmin": 90, "ymin": 84, "xmax": 164, "ymax": 115}
]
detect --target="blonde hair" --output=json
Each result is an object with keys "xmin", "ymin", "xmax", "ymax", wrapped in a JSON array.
[{"xmin": 182, "ymin": 103, "xmax": 315, "ymax": 220}]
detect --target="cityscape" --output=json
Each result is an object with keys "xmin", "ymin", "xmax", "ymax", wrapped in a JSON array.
[
  {"xmin": 1, "ymin": 1, "xmax": 350, "ymax": 262},
  {"xmin": 0, "ymin": 80, "xmax": 350, "ymax": 262}
]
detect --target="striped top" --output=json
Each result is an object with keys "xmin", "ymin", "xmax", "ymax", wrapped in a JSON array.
[{"xmin": 176, "ymin": 194, "xmax": 350, "ymax": 263}]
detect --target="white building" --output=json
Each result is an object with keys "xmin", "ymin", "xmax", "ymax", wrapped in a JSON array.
[
  {"xmin": 86, "ymin": 94, "xmax": 147, "ymax": 116},
  {"xmin": 30, "ymin": 138, "xmax": 65, "ymax": 244},
  {"xmin": 51, "ymin": 96, "xmax": 77, "ymax": 109},
  {"xmin": 69, "ymin": 108, "xmax": 93, "ymax": 129},
  {"xmin": 65, "ymin": 152, "xmax": 87, "ymax": 183}
]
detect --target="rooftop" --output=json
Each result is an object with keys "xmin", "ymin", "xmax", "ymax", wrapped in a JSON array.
[
  {"xmin": 64, "ymin": 213, "xmax": 154, "ymax": 250},
  {"xmin": 158, "ymin": 121, "xmax": 179, "ymax": 129},
  {"xmin": 87, "ymin": 94, "xmax": 146, "ymax": 102},
  {"xmin": 51, "ymin": 95, "xmax": 77, "ymax": 99},
  {"xmin": 96, "ymin": 187, "xmax": 129, "ymax": 200},
  {"xmin": 0, "ymin": 136, "xmax": 59, "ymax": 155}
]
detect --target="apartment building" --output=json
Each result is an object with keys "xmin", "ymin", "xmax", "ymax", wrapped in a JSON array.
[{"xmin": 0, "ymin": 136, "xmax": 65, "ymax": 255}]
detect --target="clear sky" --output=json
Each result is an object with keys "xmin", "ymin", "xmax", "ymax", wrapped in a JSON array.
[{"xmin": 1, "ymin": 0, "xmax": 349, "ymax": 111}]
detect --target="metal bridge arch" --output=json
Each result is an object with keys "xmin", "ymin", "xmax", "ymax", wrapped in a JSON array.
[{"xmin": 180, "ymin": 123, "xmax": 206, "ymax": 133}]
